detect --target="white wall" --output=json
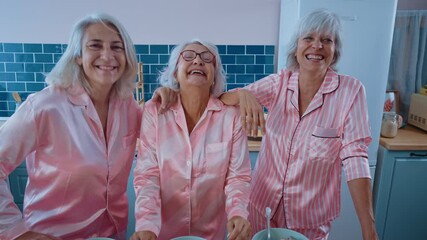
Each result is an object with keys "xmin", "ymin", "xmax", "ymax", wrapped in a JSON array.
[{"xmin": 0, "ymin": 0, "xmax": 280, "ymax": 45}]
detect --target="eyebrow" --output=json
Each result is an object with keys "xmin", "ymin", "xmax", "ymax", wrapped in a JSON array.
[{"xmin": 86, "ymin": 39, "xmax": 123, "ymax": 44}]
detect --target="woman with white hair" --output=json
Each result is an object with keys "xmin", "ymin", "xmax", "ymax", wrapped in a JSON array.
[
  {"xmin": 0, "ymin": 13, "xmax": 141, "ymax": 239},
  {"xmin": 132, "ymin": 39, "xmax": 251, "ymax": 240},
  {"xmin": 221, "ymin": 9, "xmax": 377, "ymax": 240}
]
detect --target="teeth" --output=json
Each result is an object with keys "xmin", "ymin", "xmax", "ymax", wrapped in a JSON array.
[
  {"xmin": 190, "ymin": 70, "xmax": 204, "ymax": 75},
  {"xmin": 306, "ymin": 54, "xmax": 324, "ymax": 60},
  {"xmin": 98, "ymin": 66, "xmax": 116, "ymax": 70}
]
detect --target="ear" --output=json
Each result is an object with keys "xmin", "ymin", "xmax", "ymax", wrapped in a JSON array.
[{"xmin": 76, "ymin": 57, "xmax": 82, "ymax": 66}]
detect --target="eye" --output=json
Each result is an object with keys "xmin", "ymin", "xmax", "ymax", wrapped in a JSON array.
[
  {"xmin": 88, "ymin": 43, "xmax": 102, "ymax": 49},
  {"xmin": 322, "ymin": 38, "xmax": 334, "ymax": 44},
  {"xmin": 302, "ymin": 36, "xmax": 313, "ymax": 41},
  {"xmin": 200, "ymin": 51, "xmax": 214, "ymax": 63},
  {"xmin": 112, "ymin": 45, "xmax": 124, "ymax": 52}
]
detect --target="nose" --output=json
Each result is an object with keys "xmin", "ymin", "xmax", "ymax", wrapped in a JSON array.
[
  {"xmin": 100, "ymin": 47, "xmax": 114, "ymax": 60},
  {"xmin": 312, "ymin": 40, "xmax": 323, "ymax": 49},
  {"xmin": 192, "ymin": 55, "xmax": 204, "ymax": 65}
]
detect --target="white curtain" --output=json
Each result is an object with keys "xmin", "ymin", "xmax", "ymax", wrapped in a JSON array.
[{"xmin": 388, "ymin": 10, "xmax": 427, "ymax": 121}]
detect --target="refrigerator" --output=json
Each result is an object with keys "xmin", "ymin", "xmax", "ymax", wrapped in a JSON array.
[{"xmin": 277, "ymin": 0, "xmax": 397, "ymax": 239}]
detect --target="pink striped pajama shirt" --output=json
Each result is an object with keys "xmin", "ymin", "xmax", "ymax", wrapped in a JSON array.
[{"xmin": 247, "ymin": 68, "xmax": 372, "ymax": 239}]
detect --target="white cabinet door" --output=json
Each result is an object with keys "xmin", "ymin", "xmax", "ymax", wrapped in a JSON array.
[{"xmin": 329, "ymin": 167, "xmax": 376, "ymax": 240}]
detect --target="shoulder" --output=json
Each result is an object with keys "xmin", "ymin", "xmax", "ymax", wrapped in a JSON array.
[
  {"xmin": 214, "ymin": 99, "xmax": 241, "ymax": 122},
  {"xmin": 338, "ymin": 74, "xmax": 364, "ymax": 89},
  {"xmin": 26, "ymin": 86, "xmax": 67, "ymax": 107},
  {"xmin": 142, "ymin": 99, "xmax": 160, "ymax": 116}
]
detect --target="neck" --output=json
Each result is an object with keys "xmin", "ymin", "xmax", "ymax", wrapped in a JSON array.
[
  {"xmin": 180, "ymin": 89, "xmax": 210, "ymax": 133},
  {"xmin": 90, "ymin": 85, "xmax": 112, "ymax": 107},
  {"xmin": 298, "ymin": 70, "xmax": 326, "ymax": 93}
]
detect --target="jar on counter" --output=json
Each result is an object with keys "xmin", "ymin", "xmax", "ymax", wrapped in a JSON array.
[{"xmin": 381, "ymin": 112, "xmax": 398, "ymax": 138}]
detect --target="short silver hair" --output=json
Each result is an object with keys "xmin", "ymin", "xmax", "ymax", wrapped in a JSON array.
[
  {"xmin": 286, "ymin": 9, "xmax": 342, "ymax": 71},
  {"xmin": 45, "ymin": 13, "xmax": 137, "ymax": 99},
  {"xmin": 158, "ymin": 39, "xmax": 226, "ymax": 97}
]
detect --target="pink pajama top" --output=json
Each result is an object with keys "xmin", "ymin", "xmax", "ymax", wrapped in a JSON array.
[
  {"xmin": 134, "ymin": 96, "xmax": 251, "ymax": 240},
  {"xmin": 0, "ymin": 85, "xmax": 141, "ymax": 239},
  {"xmin": 248, "ymin": 69, "xmax": 372, "ymax": 229}
]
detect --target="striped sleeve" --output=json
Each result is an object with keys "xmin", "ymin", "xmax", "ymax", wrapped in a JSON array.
[
  {"xmin": 244, "ymin": 69, "xmax": 290, "ymax": 110},
  {"xmin": 340, "ymin": 79, "xmax": 372, "ymax": 181}
]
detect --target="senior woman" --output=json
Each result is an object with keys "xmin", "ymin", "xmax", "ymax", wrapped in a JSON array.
[
  {"xmin": 0, "ymin": 13, "xmax": 140, "ymax": 239},
  {"xmin": 220, "ymin": 9, "xmax": 378, "ymax": 240},
  {"xmin": 131, "ymin": 39, "xmax": 251, "ymax": 240}
]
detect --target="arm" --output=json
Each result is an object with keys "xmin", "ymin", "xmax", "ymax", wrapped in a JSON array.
[
  {"xmin": 348, "ymin": 178, "xmax": 378, "ymax": 240},
  {"xmin": 220, "ymin": 90, "xmax": 265, "ymax": 137},
  {"xmin": 151, "ymin": 87, "xmax": 178, "ymax": 114},
  {"xmin": 224, "ymin": 112, "xmax": 252, "ymax": 240},
  {"xmin": 133, "ymin": 102, "xmax": 161, "ymax": 238},
  {"xmin": 220, "ymin": 71, "xmax": 289, "ymax": 136},
  {"xmin": 340, "ymin": 81, "xmax": 377, "ymax": 240},
  {"xmin": 0, "ymin": 99, "xmax": 39, "ymax": 238}
]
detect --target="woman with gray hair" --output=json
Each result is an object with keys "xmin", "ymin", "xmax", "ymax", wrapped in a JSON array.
[
  {"xmin": 220, "ymin": 9, "xmax": 377, "ymax": 239},
  {"xmin": 0, "ymin": 13, "xmax": 141, "ymax": 239},
  {"xmin": 132, "ymin": 39, "xmax": 251, "ymax": 240}
]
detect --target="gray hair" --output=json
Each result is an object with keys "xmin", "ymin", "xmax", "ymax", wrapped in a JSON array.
[
  {"xmin": 45, "ymin": 13, "xmax": 137, "ymax": 99},
  {"xmin": 158, "ymin": 39, "xmax": 226, "ymax": 97},
  {"xmin": 286, "ymin": 9, "xmax": 342, "ymax": 71}
]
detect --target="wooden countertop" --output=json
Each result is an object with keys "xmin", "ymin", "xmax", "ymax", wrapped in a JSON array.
[
  {"xmin": 379, "ymin": 125, "xmax": 427, "ymax": 151},
  {"xmin": 248, "ymin": 139, "xmax": 261, "ymax": 152}
]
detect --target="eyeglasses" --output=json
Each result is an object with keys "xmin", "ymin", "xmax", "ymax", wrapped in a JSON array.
[{"xmin": 179, "ymin": 50, "xmax": 215, "ymax": 63}]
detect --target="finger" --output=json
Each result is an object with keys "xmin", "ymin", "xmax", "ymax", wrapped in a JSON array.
[
  {"xmin": 228, "ymin": 228, "xmax": 238, "ymax": 240},
  {"xmin": 158, "ymin": 93, "xmax": 168, "ymax": 114},
  {"xmin": 245, "ymin": 115, "xmax": 252, "ymax": 135},
  {"xmin": 240, "ymin": 109, "xmax": 248, "ymax": 132},
  {"xmin": 151, "ymin": 92, "xmax": 159, "ymax": 103},
  {"xmin": 251, "ymin": 111, "xmax": 259, "ymax": 136},
  {"xmin": 259, "ymin": 112, "xmax": 266, "ymax": 135}
]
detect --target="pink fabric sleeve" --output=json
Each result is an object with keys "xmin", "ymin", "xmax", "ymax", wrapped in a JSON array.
[
  {"xmin": 340, "ymin": 83, "xmax": 372, "ymax": 181},
  {"xmin": 133, "ymin": 102, "xmax": 161, "ymax": 236},
  {"xmin": 0, "ymin": 100, "xmax": 37, "ymax": 237},
  {"xmin": 224, "ymin": 113, "xmax": 251, "ymax": 220}
]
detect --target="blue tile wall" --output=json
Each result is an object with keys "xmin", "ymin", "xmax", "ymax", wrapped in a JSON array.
[{"xmin": 0, "ymin": 42, "xmax": 275, "ymax": 117}]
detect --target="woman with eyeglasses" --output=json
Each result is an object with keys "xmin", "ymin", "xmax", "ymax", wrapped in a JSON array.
[{"xmin": 131, "ymin": 39, "xmax": 252, "ymax": 240}]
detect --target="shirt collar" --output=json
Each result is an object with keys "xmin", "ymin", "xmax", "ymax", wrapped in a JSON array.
[
  {"xmin": 170, "ymin": 94, "xmax": 223, "ymax": 113},
  {"xmin": 287, "ymin": 68, "xmax": 339, "ymax": 94},
  {"xmin": 66, "ymin": 84, "xmax": 91, "ymax": 106}
]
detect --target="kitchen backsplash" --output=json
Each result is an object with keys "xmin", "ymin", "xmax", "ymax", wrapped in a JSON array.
[{"xmin": 0, "ymin": 43, "xmax": 275, "ymax": 117}]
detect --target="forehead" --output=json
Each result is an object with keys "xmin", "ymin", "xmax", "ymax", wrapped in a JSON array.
[
  {"xmin": 83, "ymin": 22, "xmax": 122, "ymax": 42},
  {"xmin": 301, "ymin": 31, "xmax": 335, "ymax": 39},
  {"xmin": 183, "ymin": 43, "xmax": 209, "ymax": 52}
]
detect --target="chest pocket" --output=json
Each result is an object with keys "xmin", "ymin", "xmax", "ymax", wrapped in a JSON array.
[
  {"xmin": 195, "ymin": 142, "xmax": 230, "ymax": 177},
  {"xmin": 309, "ymin": 126, "xmax": 341, "ymax": 159}
]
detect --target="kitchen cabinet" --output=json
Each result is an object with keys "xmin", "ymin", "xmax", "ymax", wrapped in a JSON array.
[{"xmin": 373, "ymin": 125, "xmax": 427, "ymax": 240}]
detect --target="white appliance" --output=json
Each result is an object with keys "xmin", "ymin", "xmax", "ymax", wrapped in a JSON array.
[
  {"xmin": 408, "ymin": 93, "xmax": 427, "ymax": 132},
  {"xmin": 278, "ymin": 0, "xmax": 397, "ymax": 239}
]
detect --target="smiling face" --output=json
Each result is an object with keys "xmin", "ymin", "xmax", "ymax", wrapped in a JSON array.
[
  {"xmin": 175, "ymin": 43, "xmax": 215, "ymax": 93},
  {"xmin": 296, "ymin": 31, "xmax": 336, "ymax": 74},
  {"xmin": 76, "ymin": 22, "xmax": 126, "ymax": 93}
]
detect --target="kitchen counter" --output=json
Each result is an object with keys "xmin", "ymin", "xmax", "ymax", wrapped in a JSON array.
[
  {"xmin": 248, "ymin": 139, "xmax": 261, "ymax": 152},
  {"xmin": 379, "ymin": 125, "xmax": 427, "ymax": 151}
]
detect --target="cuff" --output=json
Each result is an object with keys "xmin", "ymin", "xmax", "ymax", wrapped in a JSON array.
[{"xmin": 0, "ymin": 219, "xmax": 29, "ymax": 240}]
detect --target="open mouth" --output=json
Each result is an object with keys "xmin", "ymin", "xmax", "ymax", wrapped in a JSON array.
[
  {"xmin": 189, "ymin": 70, "xmax": 206, "ymax": 76},
  {"xmin": 305, "ymin": 54, "xmax": 324, "ymax": 61},
  {"xmin": 96, "ymin": 65, "xmax": 118, "ymax": 71}
]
